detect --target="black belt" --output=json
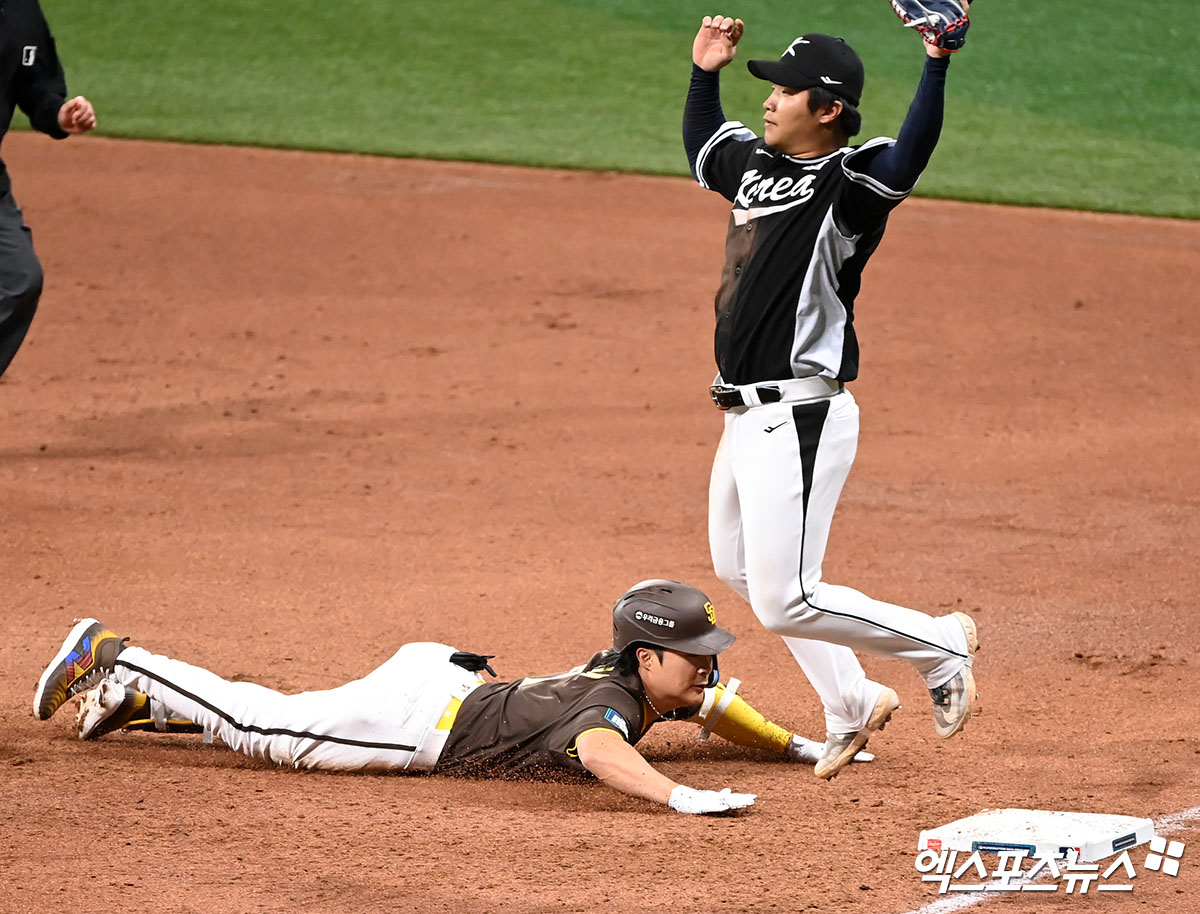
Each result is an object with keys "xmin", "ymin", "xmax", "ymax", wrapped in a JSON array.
[
  {"xmin": 709, "ymin": 385, "xmax": 781, "ymax": 409},
  {"xmin": 709, "ymin": 379, "xmax": 844, "ymax": 410}
]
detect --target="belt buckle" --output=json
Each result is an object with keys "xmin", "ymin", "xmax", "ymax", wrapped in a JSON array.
[{"xmin": 709, "ymin": 385, "xmax": 733, "ymax": 410}]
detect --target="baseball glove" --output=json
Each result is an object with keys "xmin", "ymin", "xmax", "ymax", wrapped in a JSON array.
[{"xmin": 889, "ymin": 0, "xmax": 971, "ymax": 51}]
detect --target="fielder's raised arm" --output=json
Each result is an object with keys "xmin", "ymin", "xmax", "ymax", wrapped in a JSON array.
[{"xmin": 677, "ymin": 0, "xmax": 982, "ymax": 786}]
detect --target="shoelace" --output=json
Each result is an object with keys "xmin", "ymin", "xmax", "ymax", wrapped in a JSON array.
[
  {"xmin": 69, "ymin": 637, "xmax": 129, "ymax": 697},
  {"xmin": 69, "ymin": 668, "xmax": 107, "ymax": 697}
]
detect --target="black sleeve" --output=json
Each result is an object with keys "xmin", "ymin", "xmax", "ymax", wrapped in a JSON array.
[
  {"xmin": 860, "ymin": 55, "xmax": 950, "ymax": 192},
  {"xmin": 14, "ymin": 4, "xmax": 70, "ymax": 139},
  {"xmin": 683, "ymin": 64, "xmax": 758, "ymax": 202},
  {"xmin": 683, "ymin": 65, "xmax": 727, "ymax": 174},
  {"xmin": 836, "ymin": 55, "xmax": 950, "ymax": 236}
]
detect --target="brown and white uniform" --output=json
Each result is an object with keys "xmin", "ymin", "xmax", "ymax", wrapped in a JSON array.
[{"xmin": 110, "ymin": 642, "xmax": 671, "ymax": 775}]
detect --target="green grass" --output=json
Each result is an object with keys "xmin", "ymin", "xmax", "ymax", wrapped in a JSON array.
[{"xmin": 35, "ymin": 0, "xmax": 1200, "ymax": 218}]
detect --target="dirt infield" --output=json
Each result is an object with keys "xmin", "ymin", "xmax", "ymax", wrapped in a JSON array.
[{"xmin": 2, "ymin": 133, "xmax": 1198, "ymax": 914}]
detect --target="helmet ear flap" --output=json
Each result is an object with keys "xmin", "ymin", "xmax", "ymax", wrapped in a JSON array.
[{"xmin": 706, "ymin": 658, "xmax": 719, "ymax": 688}]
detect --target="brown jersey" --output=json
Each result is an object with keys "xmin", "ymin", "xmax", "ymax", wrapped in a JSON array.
[{"xmin": 438, "ymin": 650, "xmax": 655, "ymax": 775}]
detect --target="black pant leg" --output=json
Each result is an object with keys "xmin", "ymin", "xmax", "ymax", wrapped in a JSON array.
[{"xmin": 0, "ymin": 187, "xmax": 45, "ymax": 378}]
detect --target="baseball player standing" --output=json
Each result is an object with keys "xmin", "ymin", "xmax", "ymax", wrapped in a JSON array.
[
  {"xmin": 33, "ymin": 580, "xmax": 871, "ymax": 814},
  {"xmin": 683, "ymin": 6, "xmax": 979, "ymax": 779},
  {"xmin": 0, "ymin": 0, "xmax": 96, "ymax": 379}
]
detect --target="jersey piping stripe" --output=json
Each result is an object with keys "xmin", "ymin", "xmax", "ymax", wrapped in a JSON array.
[
  {"xmin": 695, "ymin": 121, "xmax": 750, "ymax": 182},
  {"xmin": 566, "ymin": 725, "xmax": 631, "ymax": 759},
  {"xmin": 841, "ymin": 138, "xmax": 914, "ymax": 200},
  {"xmin": 789, "ymin": 405, "xmax": 970, "ymax": 661},
  {"xmin": 695, "ymin": 121, "xmax": 755, "ymax": 190},
  {"xmin": 842, "ymin": 168, "xmax": 912, "ymax": 201},
  {"xmin": 115, "ymin": 658, "xmax": 420, "ymax": 752}
]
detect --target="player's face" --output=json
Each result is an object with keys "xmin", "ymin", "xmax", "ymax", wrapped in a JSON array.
[
  {"xmin": 762, "ymin": 85, "xmax": 827, "ymax": 154},
  {"xmin": 642, "ymin": 649, "xmax": 713, "ymax": 707}
]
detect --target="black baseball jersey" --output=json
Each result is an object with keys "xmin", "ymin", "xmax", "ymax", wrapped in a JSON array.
[
  {"xmin": 0, "ymin": 0, "xmax": 68, "ymax": 188},
  {"xmin": 693, "ymin": 126, "xmax": 914, "ymax": 386},
  {"xmin": 438, "ymin": 650, "xmax": 653, "ymax": 775},
  {"xmin": 439, "ymin": 650, "xmax": 701, "ymax": 776}
]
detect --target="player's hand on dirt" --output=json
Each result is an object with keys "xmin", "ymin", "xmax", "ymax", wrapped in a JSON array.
[
  {"xmin": 692, "ymin": 15, "xmax": 745, "ymax": 72},
  {"xmin": 785, "ymin": 734, "xmax": 874, "ymax": 765},
  {"xmin": 58, "ymin": 96, "xmax": 97, "ymax": 134},
  {"xmin": 668, "ymin": 785, "xmax": 756, "ymax": 814}
]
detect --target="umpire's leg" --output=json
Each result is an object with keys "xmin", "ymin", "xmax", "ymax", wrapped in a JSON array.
[{"xmin": 0, "ymin": 186, "xmax": 44, "ymax": 378}]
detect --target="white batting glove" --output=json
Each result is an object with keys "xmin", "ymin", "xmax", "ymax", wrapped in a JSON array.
[
  {"xmin": 786, "ymin": 734, "xmax": 874, "ymax": 765},
  {"xmin": 668, "ymin": 785, "xmax": 757, "ymax": 815}
]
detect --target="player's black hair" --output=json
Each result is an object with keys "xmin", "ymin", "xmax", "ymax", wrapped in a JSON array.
[
  {"xmin": 587, "ymin": 644, "xmax": 666, "ymax": 677},
  {"xmin": 808, "ymin": 86, "xmax": 862, "ymax": 139},
  {"xmin": 615, "ymin": 642, "xmax": 665, "ymax": 677}
]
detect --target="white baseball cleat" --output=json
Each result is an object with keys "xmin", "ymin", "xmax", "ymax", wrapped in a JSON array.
[
  {"xmin": 75, "ymin": 677, "xmax": 149, "ymax": 740},
  {"xmin": 815, "ymin": 686, "xmax": 901, "ymax": 780},
  {"xmin": 930, "ymin": 611, "xmax": 980, "ymax": 739},
  {"xmin": 787, "ymin": 734, "xmax": 874, "ymax": 765}
]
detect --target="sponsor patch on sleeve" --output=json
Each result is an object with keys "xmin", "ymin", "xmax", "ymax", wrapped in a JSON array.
[{"xmin": 604, "ymin": 707, "xmax": 630, "ymax": 739}]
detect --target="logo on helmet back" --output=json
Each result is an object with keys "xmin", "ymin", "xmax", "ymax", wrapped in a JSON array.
[{"xmin": 634, "ymin": 610, "xmax": 675, "ymax": 628}]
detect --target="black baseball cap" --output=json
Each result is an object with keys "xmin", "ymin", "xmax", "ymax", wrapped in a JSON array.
[
  {"xmin": 747, "ymin": 34, "xmax": 865, "ymax": 108},
  {"xmin": 612, "ymin": 580, "xmax": 736, "ymax": 655}
]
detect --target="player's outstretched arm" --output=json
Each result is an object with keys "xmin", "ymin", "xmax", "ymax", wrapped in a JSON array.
[
  {"xmin": 684, "ymin": 15, "xmax": 755, "ymax": 184},
  {"xmin": 838, "ymin": 0, "xmax": 977, "ymax": 230},
  {"xmin": 683, "ymin": 682, "xmax": 874, "ymax": 765},
  {"xmin": 692, "ymin": 15, "xmax": 744, "ymax": 72},
  {"xmin": 576, "ymin": 728, "xmax": 755, "ymax": 814}
]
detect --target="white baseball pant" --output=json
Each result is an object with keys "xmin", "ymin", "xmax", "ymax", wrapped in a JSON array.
[
  {"xmin": 709, "ymin": 387, "xmax": 971, "ymax": 736},
  {"xmin": 111, "ymin": 642, "xmax": 483, "ymax": 771}
]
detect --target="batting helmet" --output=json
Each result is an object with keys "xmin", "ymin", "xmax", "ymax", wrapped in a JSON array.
[{"xmin": 612, "ymin": 580, "xmax": 735, "ymax": 655}]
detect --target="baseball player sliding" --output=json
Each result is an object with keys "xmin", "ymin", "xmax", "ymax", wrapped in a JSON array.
[
  {"xmin": 683, "ymin": 4, "xmax": 979, "ymax": 779},
  {"xmin": 33, "ymin": 581, "xmax": 870, "ymax": 815}
]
